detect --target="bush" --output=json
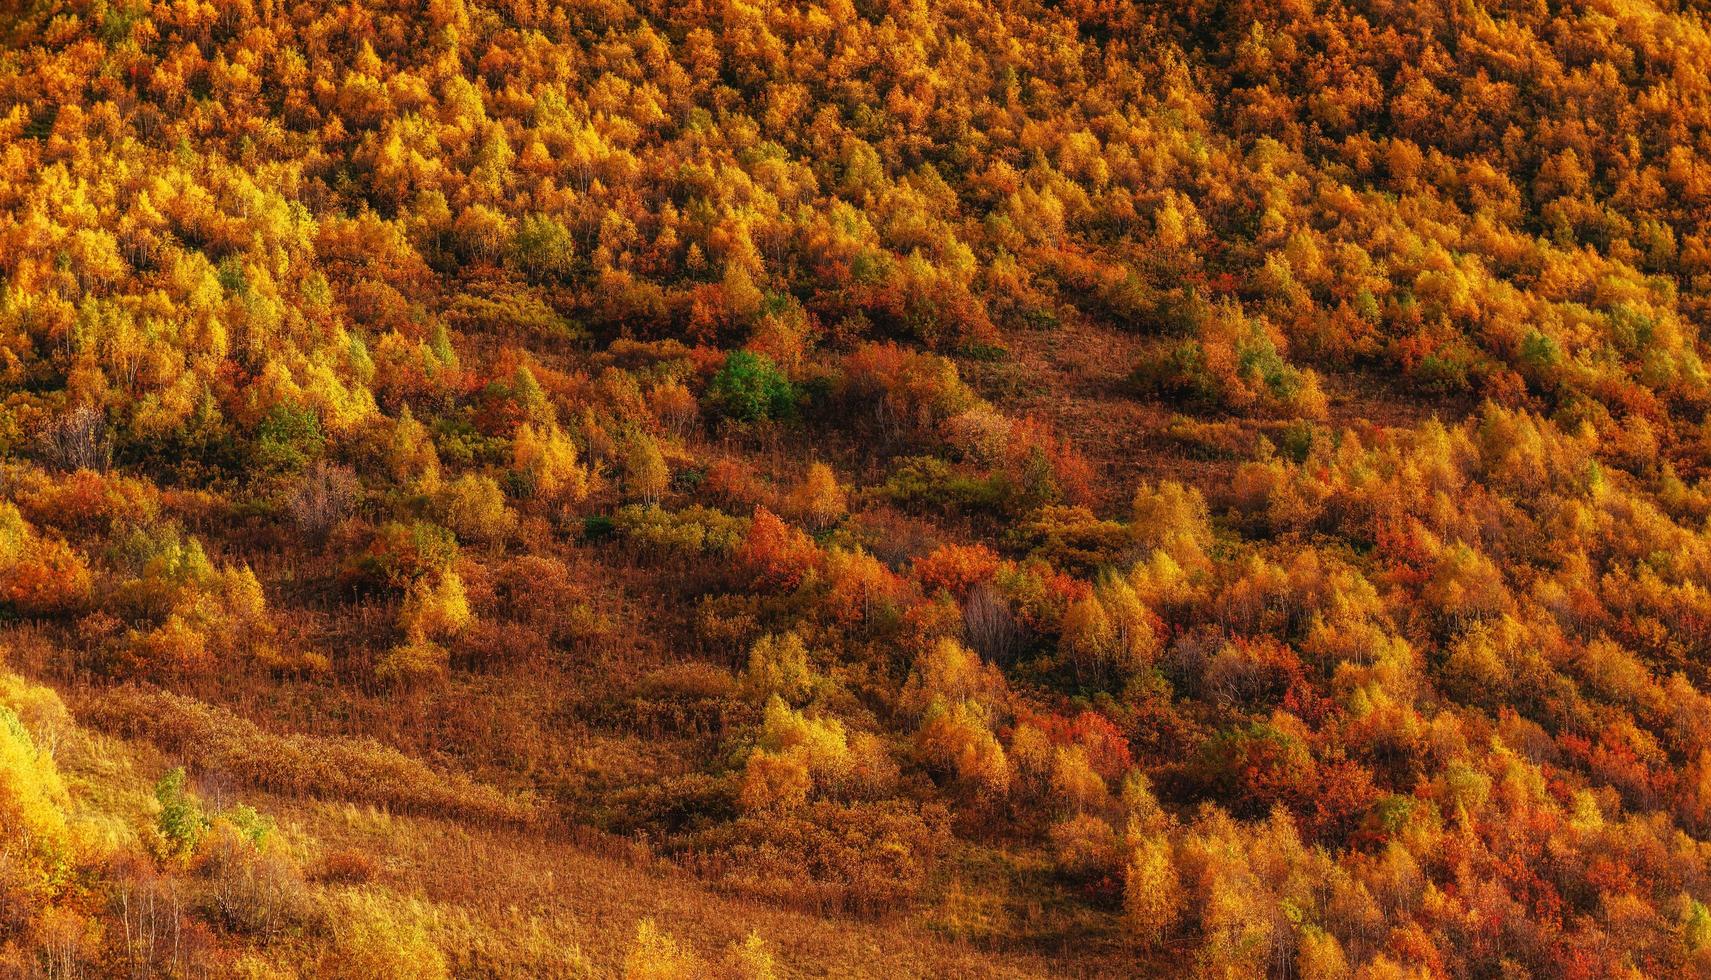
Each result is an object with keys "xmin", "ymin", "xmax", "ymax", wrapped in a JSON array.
[
  {"xmin": 676, "ymin": 800, "xmax": 949, "ymax": 913},
  {"xmin": 881, "ymin": 456, "xmax": 1004, "ymax": 515},
  {"xmin": 510, "ymin": 422, "xmax": 589, "ymax": 504},
  {"xmin": 496, "ymin": 555, "xmax": 608, "ymax": 644},
  {"xmin": 786, "ymin": 463, "xmax": 847, "ymax": 531},
  {"xmin": 1131, "ymin": 340, "xmax": 1220, "ymax": 405},
  {"xmin": 509, "ymin": 213, "xmax": 577, "ymax": 282},
  {"xmin": 742, "ymin": 632, "xmax": 814, "ymax": 704},
  {"xmin": 612, "ymin": 504, "xmax": 748, "ymax": 557},
  {"xmin": 40, "ymin": 403, "xmax": 111, "ymax": 473},
  {"xmin": 0, "ymin": 703, "xmax": 74, "ymax": 894},
  {"xmin": 1048, "ymin": 813, "xmax": 1121, "ymax": 879},
  {"xmin": 738, "ymin": 749, "xmax": 813, "ymax": 814},
  {"xmin": 12, "ymin": 468, "xmax": 159, "ymax": 537},
  {"xmin": 1012, "ymin": 505, "xmax": 1132, "ymax": 571},
  {"xmin": 1124, "ymin": 835, "xmax": 1182, "ymax": 947},
  {"xmin": 708, "ymin": 351, "xmax": 796, "ymax": 422},
  {"xmin": 376, "ymin": 636, "xmax": 450, "ymax": 686},
  {"xmin": 720, "ymin": 933, "xmax": 777, "ymax": 980},
  {"xmin": 735, "ymin": 507, "xmax": 820, "ymax": 591},
  {"xmin": 288, "ymin": 462, "xmax": 361, "ymax": 538},
  {"xmin": 320, "ymin": 891, "xmax": 448, "ymax": 980},
  {"xmin": 252, "ymin": 403, "xmax": 324, "ymax": 473},
  {"xmin": 0, "ymin": 536, "xmax": 93, "ymax": 617},
  {"xmin": 82, "ymin": 688, "xmax": 534, "ymax": 823},
  {"xmin": 195, "ymin": 820, "xmax": 314, "ymax": 938},
  {"xmin": 621, "ymin": 430, "xmax": 670, "ymax": 506},
  {"xmin": 648, "ymin": 379, "xmax": 699, "ymax": 437},
  {"xmin": 155, "ymin": 766, "xmax": 208, "ymax": 858},
  {"xmin": 435, "ymin": 473, "xmax": 516, "ymax": 544},
  {"xmin": 344, "ymin": 521, "xmax": 459, "ymax": 590},
  {"xmin": 624, "ymin": 919, "xmax": 701, "ymax": 980},
  {"xmin": 916, "ymin": 699, "xmax": 1011, "ymax": 796},
  {"xmin": 399, "ymin": 569, "xmax": 472, "ymax": 640}
]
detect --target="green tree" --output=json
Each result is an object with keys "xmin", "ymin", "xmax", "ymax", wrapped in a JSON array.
[{"xmin": 708, "ymin": 351, "xmax": 795, "ymax": 422}]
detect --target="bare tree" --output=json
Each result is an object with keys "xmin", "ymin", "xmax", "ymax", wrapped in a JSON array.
[
  {"xmin": 287, "ymin": 462, "xmax": 361, "ymax": 539},
  {"xmin": 42, "ymin": 403, "xmax": 111, "ymax": 472},
  {"xmin": 963, "ymin": 581, "xmax": 1022, "ymax": 665}
]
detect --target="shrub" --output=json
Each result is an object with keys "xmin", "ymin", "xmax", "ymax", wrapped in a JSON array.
[
  {"xmin": 703, "ymin": 458, "xmax": 766, "ymax": 509},
  {"xmin": 677, "ymin": 800, "xmax": 947, "ymax": 914},
  {"xmin": 399, "ymin": 569, "xmax": 472, "ymax": 640},
  {"xmin": 81, "ymin": 688, "xmax": 534, "ymax": 823},
  {"xmin": 621, "ymin": 430, "xmax": 670, "ymax": 506},
  {"xmin": 916, "ymin": 699, "xmax": 1011, "ymax": 796},
  {"xmin": 511, "ymin": 422, "xmax": 589, "ymax": 504},
  {"xmin": 288, "ymin": 462, "xmax": 361, "ymax": 538},
  {"xmin": 1048, "ymin": 813, "xmax": 1121, "ymax": 879},
  {"xmin": 12, "ymin": 468, "xmax": 159, "ymax": 537},
  {"xmin": 648, "ymin": 379, "xmax": 699, "ymax": 437},
  {"xmin": 509, "ymin": 213, "xmax": 577, "ymax": 282},
  {"xmin": 315, "ymin": 848, "xmax": 378, "ymax": 885},
  {"xmin": 0, "ymin": 703, "xmax": 74, "ymax": 893},
  {"xmin": 253, "ymin": 403, "xmax": 324, "ymax": 472},
  {"xmin": 40, "ymin": 403, "xmax": 111, "ymax": 473},
  {"xmin": 195, "ymin": 820, "xmax": 314, "ymax": 939},
  {"xmin": 1124, "ymin": 835, "xmax": 1182, "ymax": 947},
  {"xmin": 376, "ymin": 636, "xmax": 450, "ymax": 686},
  {"xmin": 913, "ymin": 543, "xmax": 1003, "ymax": 600},
  {"xmin": 720, "ymin": 933, "xmax": 777, "ymax": 980},
  {"xmin": 738, "ymin": 749, "xmax": 813, "ymax": 814},
  {"xmin": 1132, "ymin": 340, "xmax": 1220, "ymax": 405},
  {"xmin": 1013, "ymin": 505, "xmax": 1131, "ymax": 570},
  {"xmin": 496, "ymin": 555, "xmax": 608, "ymax": 644},
  {"xmin": 1193, "ymin": 722, "xmax": 1316, "ymax": 817},
  {"xmin": 708, "ymin": 351, "xmax": 796, "ymax": 422},
  {"xmin": 742, "ymin": 632, "xmax": 814, "ymax": 704},
  {"xmin": 344, "ymin": 521, "xmax": 459, "ymax": 590},
  {"xmin": 786, "ymin": 462, "xmax": 848, "ymax": 531},
  {"xmin": 1131, "ymin": 479, "xmax": 1213, "ymax": 568},
  {"xmin": 735, "ymin": 507, "xmax": 820, "ymax": 591},
  {"xmin": 155, "ymin": 766, "xmax": 209, "ymax": 858},
  {"xmin": 612, "ymin": 504, "xmax": 748, "ymax": 557},
  {"xmin": 842, "ymin": 342, "xmax": 978, "ymax": 433},
  {"xmin": 624, "ymin": 919, "xmax": 700, "ymax": 980},
  {"xmin": 881, "ymin": 456, "xmax": 1005, "ymax": 515},
  {"xmin": 132, "ymin": 613, "xmax": 214, "ymax": 674},
  {"xmin": 435, "ymin": 473, "xmax": 516, "ymax": 544},
  {"xmin": 637, "ymin": 662, "xmax": 738, "ymax": 701},
  {"xmin": 320, "ymin": 891, "xmax": 448, "ymax": 980},
  {"xmin": 387, "ymin": 407, "xmax": 441, "ymax": 485},
  {"xmin": 901, "ymin": 637, "xmax": 1007, "ymax": 717},
  {"xmin": 823, "ymin": 546, "xmax": 910, "ymax": 625},
  {"xmin": 0, "ymin": 536, "xmax": 93, "ymax": 617}
]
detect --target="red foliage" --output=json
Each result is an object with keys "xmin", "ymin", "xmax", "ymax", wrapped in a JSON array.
[
  {"xmin": 1304, "ymin": 759, "xmax": 1381, "ymax": 845},
  {"xmin": 16, "ymin": 469, "xmax": 156, "ymax": 538},
  {"xmin": 824, "ymin": 550, "xmax": 912, "ymax": 625},
  {"xmin": 1002, "ymin": 416, "xmax": 1095, "ymax": 506},
  {"xmin": 1021, "ymin": 709, "xmax": 1134, "ymax": 782},
  {"xmin": 704, "ymin": 457, "xmax": 767, "ymax": 510},
  {"xmin": 736, "ymin": 507, "xmax": 822, "ymax": 592},
  {"xmin": 912, "ymin": 543, "xmax": 1002, "ymax": 600},
  {"xmin": 0, "ymin": 538, "xmax": 93, "ymax": 617}
]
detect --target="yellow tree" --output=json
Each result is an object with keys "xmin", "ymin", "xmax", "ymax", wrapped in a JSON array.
[
  {"xmin": 621, "ymin": 430, "xmax": 669, "ymax": 506},
  {"xmin": 787, "ymin": 462, "xmax": 847, "ymax": 531}
]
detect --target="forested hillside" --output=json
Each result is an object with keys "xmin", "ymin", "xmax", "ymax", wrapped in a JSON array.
[{"xmin": 5, "ymin": 0, "xmax": 1711, "ymax": 975}]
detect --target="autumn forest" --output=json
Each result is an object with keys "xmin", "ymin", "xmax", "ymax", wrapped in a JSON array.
[{"xmin": 4, "ymin": 0, "xmax": 1711, "ymax": 975}]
